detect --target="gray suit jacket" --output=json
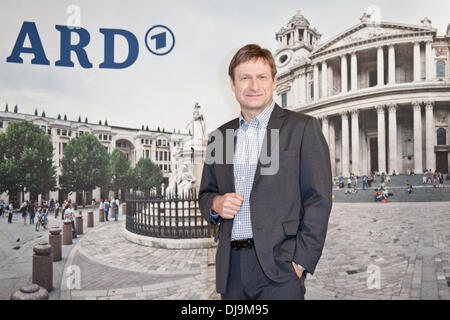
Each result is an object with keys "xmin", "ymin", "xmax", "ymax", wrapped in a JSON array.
[{"xmin": 199, "ymin": 104, "xmax": 332, "ymax": 294}]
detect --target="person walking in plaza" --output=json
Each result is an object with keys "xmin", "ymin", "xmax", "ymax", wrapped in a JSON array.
[
  {"xmin": 362, "ymin": 175, "xmax": 368, "ymax": 191},
  {"xmin": 103, "ymin": 199, "xmax": 110, "ymax": 222},
  {"xmin": 199, "ymin": 44, "xmax": 332, "ymax": 300},
  {"xmin": 0, "ymin": 200, "xmax": 4, "ymax": 218},
  {"xmin": 112, "ymin": 196, "xmax": 120, "ymax": 222},
  {"xmin": 27, "ymin": 200, "xmax": 35, "ymax": 224},
  {"xmin": 20, "ymin": 201, "xmax": 27, "ymax": 225},
  {"xmin": 7, "ymin": 202, "xmax": 13, "ymax": 223},
  {"xmin": 64, "ymin": 203, "xmax": 77, "ymax": 238}
]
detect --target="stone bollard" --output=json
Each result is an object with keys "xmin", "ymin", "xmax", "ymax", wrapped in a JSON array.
[
  {"xmin": 49, "ymin": 227, "xmax": 62, "ymax": 262},
  {"xmin": 11, "ymin": 284, "xmax": 49, "ymax": 300},
  {"xmin": 122, "ymin": 203, "xmax": 127, "ymax": 216},
  {"xmin": 87, "ymin": 211, "xmax": 94, "ymax": 228},
  {"xmin": 75, "ymin": 213, "xmax": 83, "ymax": 235},
  {"xmin": 32, "ymin": 243, "xmax": 53, "ymax": 292},
  {"xmin": 110, "ymin": 207, "xmax": 114, "ymax": 219},
  {"xmin": 62, "ymin": 221, "xmax": 73, "ymax": 245},
  {"xmin": 99, "ymin": 208, "xmax": 104, "ymax": 222}
]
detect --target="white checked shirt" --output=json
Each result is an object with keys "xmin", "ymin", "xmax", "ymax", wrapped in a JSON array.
[{"xmin": 231, "ymin": 101, "xmax": 275, "ymax": 241}]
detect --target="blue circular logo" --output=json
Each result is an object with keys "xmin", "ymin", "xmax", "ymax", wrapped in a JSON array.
[{"xmin": 145, "ymin": 25, "xmax": 175, "ymax": 56}]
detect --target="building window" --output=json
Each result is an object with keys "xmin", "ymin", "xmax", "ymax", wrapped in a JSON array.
[
  {"xmin": 310, "ymin": 83, "xmax": 314, "ymax": 99},
  {"xmin": 103, "ymin": 135, "xmax": 107, "ymax": 141},
  {"xmin": 146, "ymin": 150, "xmax": 150, "ymax": 158},
  {"xmin": 436, "ymin": 61, "xmax": 446, "ymax": 78},
  {"xmin": 0, "ymin": 121, "xmax": 3, "ymax": 128},
  {"xmin": 164, "ymin": 152, "xmax": 167, "ymax": 161},
  {"xmin": 281, "ymin": 93, "xmax": 287, "ymax": 108},
  {"xmin": 169, "ymin": 152, "xmax": 171, "ymax": 161},
  {"xmin": 41, "ymin": 125, "xmax": 46, "ymax": 133},
  {"xmin": 164, "ymin": 164, "xmax": 167, "ymax": 171},
  {"xmin": 79, "ymin": 131, "xmax": 83, "ymax": 136},
  {"xmin": 62, "ymin": 129, "xmax": 67, "ymax": 136},
  {"xmin": 99, "ymin": 134, "xmax": 102, "ymax": 140},
  {"xmin": 159, "ymin": 151, "xmax": 163, "ymax": 160},
  {"xmin": 57, "ymin": 129, "xmax": 60, "ymax": 135},
  {"xmin": 109, "ymin": 136, "xmax": 112, "ymax": 141},
  {"xmin": 141, "ymin": 139, "xmax": 144, "ymax": 144},
  {"xmin": 156, "ymin": 151, "xmax": 158, "ymax": 160},
  {"xmin": 437, "ymin": 128, "xmax": 447, "ymax": 145},
  {"xmin": 68, "ymin": 131, "xmax": 72, "ymax": 137},
  {"xmin": 47, "ymin": 129, "xmax": 51, "ymax": 135}
]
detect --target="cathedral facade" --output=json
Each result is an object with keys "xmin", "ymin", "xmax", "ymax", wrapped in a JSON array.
[{"xmin": 273, "ymin": 12, "xmax": 450, "ymax": 176}]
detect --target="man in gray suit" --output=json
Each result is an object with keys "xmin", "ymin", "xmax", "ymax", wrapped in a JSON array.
[{"xmin": 199, "ymin": 44, "xmax": 332, "ymax": 300}]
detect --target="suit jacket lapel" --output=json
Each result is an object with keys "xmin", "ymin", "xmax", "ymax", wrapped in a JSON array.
[
  {"xmin": 223, "ymin": 118, "xmax": 239, "ymax": 193},
  {"xmin": 251, "ymin": 104, "xmax": 286, "ymax": 191}
]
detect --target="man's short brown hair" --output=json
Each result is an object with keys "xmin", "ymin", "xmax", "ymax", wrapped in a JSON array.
[{"xmin": 228, "ymin": 44, "xmax": 277, "ymax": 81}]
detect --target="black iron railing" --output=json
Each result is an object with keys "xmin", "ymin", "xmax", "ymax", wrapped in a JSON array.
[{"xmin": 125, "ymin": 191, "xmax": 218, "ymax": 239}]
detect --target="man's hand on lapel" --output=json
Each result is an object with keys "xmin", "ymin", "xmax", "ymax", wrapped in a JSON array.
[
  {"xmin": 212, "ymin": 193, "xmax": 243, "ymax": 219},
  {"xmin": 291, "ymin": 262, "xmax": 304, "ymax": 279}
]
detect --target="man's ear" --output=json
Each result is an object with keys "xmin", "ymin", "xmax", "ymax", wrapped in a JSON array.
[
  {"xmin": 272, "ymin": 74, "xmax": 278, "ymax": 90},
  {"xmin": 230, "ymin": 76, "xmax": 236, "ymax": 93}
]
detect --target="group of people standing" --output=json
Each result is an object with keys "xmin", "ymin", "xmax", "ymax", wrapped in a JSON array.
[
  {"xmin": 0, "ymin": 200, "xmax": 14, "ymax": 223},
  {"xmin": 422, "ymin": 170, "xmax": 446, "ymax": 188},
  {"xmin": 99, "ymin": 197, "xmax": 120, "ymax": 222}
]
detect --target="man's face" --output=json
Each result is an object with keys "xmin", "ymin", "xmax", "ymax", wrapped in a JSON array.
[{"xmin": 230, "ymin": 58, "xmax": 277, "ymax": 114}]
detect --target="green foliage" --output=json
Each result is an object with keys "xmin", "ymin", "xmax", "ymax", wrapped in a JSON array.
[
  {"xmin": 64, "ymin": 114, "xmax": 67, "ymax": 121},
  {"xmin": 34, "ymin": 108, "xmax": 38, "ymax": 116},
  {"xmin": 110, "ymin": 148, "xmax": 133, "ymax": 196},
  {"xmin": 133, "ymin": 158, "xmax": 163, "ymax": 195},
  {"xmin": 105, "ymin": 120, "xmax": 108, "ymax": 126},
  {"xmin": 57, "ymin": 114, "xmax": 61, "ymax": 120},
  {"xmin": 85, "ymin": 117, "xmax": 88, "ymax": 123},
  {"xmin": 14, "ymin": 105, "xmax": 18, "ymax": 113},
  {"xmin": 59, "ymin": 133, "xmax": 112, "ymax": 195},
  {"xmin": 78, "ymin": 115, "xmax": 81, "ymax": 122},
  {"xmin": 0, "ymin": 120, "xmax": 57, "ymax": 198},
  {"xmin": 4, "ymin": 103, "xmax": 8, "ymax": 112},
  {"xmin": 41, "ymin": 111, "xmax": 46, "ymax": 117},
  {"xmin": 99, "ymin": 120, "xmax": 102, "ymax": 125}
]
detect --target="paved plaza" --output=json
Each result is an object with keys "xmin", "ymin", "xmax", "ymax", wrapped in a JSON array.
[{"xmin": 1, "ymin": 201, "xmax": 450, "ymax": 300}]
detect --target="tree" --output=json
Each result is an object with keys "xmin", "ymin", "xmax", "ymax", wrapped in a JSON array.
[
  {"xmin": 34, "ymin": 108, "xmax": 38, "ymax": 116},
  {"xmin": 78, "ymin": 115, "xmax": 81, "ymax": 122},
  {"xmin": 64, "ymin": 114, "xmax": 67, "ymax": 121},
  {"xmin": 14, "ymin": 105, "xmax": 18, "ymax": 113},
  {"xmin": 99, "ymin": 120, "xmax": 102, "ymax": 125},
  {"xmin": 133, "ymin": 158, "xmax": 163, "ymax": 197},
  {"xmin": 146, "ymin": 125, "xmax": 149, "ymax": 131},
  {"xmin": 58, "ymin": 114, "xmax": 61, "ymax": 120},
  {"xmin": 110, "ymin": 148, "xmax": 133, "ymax": 200},
  {"xmin": 4, "ymin": 103, "xmax": 8, "ymax": 112},
  {"xmin": 85, "ymin": 117, "xmax": 88, "ymax": 123},
  {"xmin": 105, "ymin": 120, "xmax": 108, "ymax": 126},
  {"xmin": 41, "ymin": 111, "xmax": 46, "ymax": 117},
  {"xmin": 60, "ymin": 133, "xmax": 112, "ymax": 207},
  {"xmin": 0, "ymin": 120, "xmax": 57, "ymax": 202},
  {"xmin": 141, "ymin": 125, "xmax": 144, "ymax": 130}
]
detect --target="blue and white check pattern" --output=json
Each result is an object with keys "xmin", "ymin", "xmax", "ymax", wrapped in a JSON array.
[{"xmin": 231, "ymin": 101, "xmax": 275, "ymax": 241}]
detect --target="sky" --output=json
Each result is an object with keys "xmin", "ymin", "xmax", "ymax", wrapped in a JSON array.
[{"xmin": 0, "ymin": 0, "xmax": 449, "ymax": 133}]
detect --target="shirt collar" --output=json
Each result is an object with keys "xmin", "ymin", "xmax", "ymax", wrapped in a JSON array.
[{"xmin": 239, "ymin": 100, "xmax": 275, "ymax": 129}]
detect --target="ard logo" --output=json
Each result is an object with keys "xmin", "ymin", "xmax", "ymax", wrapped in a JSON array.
[{"xmin": 6, "ymin": 21, "xmax": 175, "ymax": 69}]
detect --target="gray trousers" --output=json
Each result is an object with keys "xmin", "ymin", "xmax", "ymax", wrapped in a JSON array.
[{"xmin": 221, "ymin": 247, "xmax": 305, "ymax": 300}]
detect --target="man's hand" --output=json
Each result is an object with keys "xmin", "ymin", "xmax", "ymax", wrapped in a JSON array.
[
  {"xmin": 291, "ymin": 262, "xmax": 304, "ymax": 279},
  {"xmin": 212, "ymin": 193, "xmax": 243, "ymax": 219}
]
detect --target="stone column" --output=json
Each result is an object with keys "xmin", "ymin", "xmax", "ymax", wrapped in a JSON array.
[
  {"xmin": 377, "ymin": 46, "xmax": 384, "ymax": 86},
  {"xmin": 388, "ymin": 45, "xmax": 396, "ymax": 84},
  {"xmin": 62, "ymin": 221, "xmax": 73, "ymax": 245},
  {"xmin": 425, "ymin": 101, "xmax": 435, "ymax": 171},
  {"xmin": 341, "ymin": 55, "xmax": 348, "ymax": 93},
  {"xmin": 425, "ymin": 41, "xmax": 433, "ymax": 80},
  {"xmin": 341, "ymin": 112, "xmax": 350, "ymax": 177},
  {"xmin": 313, "ymin": 64, "xmax": 320, "ymax": 100},
  {"xmin": 388, "ymin": 104, "xmax": 398, "ymax": 174},
  {"xmin": 350, "ymin": 109, "xmax": 360, "ymax": 176},
  {"xmin": 32, "ymin": 243, "xmax": 53, "ymax": 292},
  {"xmin": 329, "ymin": 120, "xmax": 336, "ymax": 176},
  {"xmin": 351, "ymin": 52, "xmax": 358, "ymax": 91},
  {"xmin": 413, "ymin": 101, "xmax": 423, "ymax": 173},
  {"xmin": 321, "ymin": 61, "xmax": 328, "ymax": 98},
  {"xmin": 376, "ymin": 105, "xmax": 387, "ymax": 174},
  {"xmin": 321, "ymin": 116, "xmax": 329, "ymax": 145},
  {"xmin": 413, "ymin": 41, "xmax": 422, "ymax": 81},
  {"xmin": 48, "ymin": 227, "xmax": 62, "ymax": 262}
]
